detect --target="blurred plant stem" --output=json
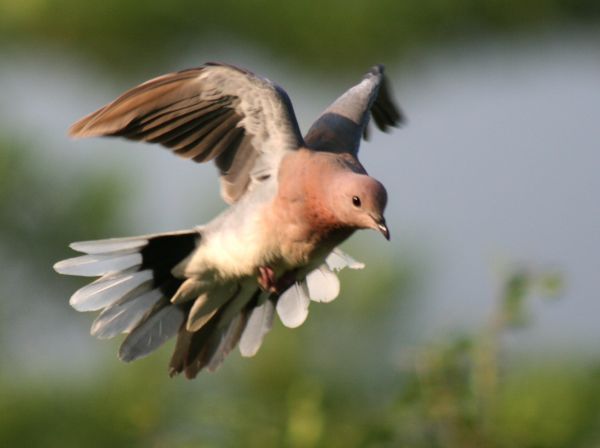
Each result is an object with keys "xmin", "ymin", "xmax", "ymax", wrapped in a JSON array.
[
  {"xmin": 476, "ymin": 267, "xmax": 563, "ymax": 430},
  {"xmin": 403, "ymin": 266, "xmax": 565, "ymax": 448}
]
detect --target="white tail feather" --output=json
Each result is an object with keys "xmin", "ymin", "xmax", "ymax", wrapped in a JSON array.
[
  {"xmin": 91, "ymin": 289, "xmax": 163, "ymax": 339},
  {"xmin": 69, "ymin": 270, "xmax": 153, "ymax": 312},
  {"xmin": 69, "ymin": 229, "xmax": 197, "ymax": 254},
  {"xmin": 306, "ymin": 264, "xmax": 340, "ymax": 303},
  {"xmin": 276, "ymin": 281, "xmax": 310, "ymax": 328},
  {"xmin": 53, "ymin": 253, "xmax": 142, "ymax": 277},
  {"xmin": 56, "ymin": 229, "xmax": 204, "ymax": 369},
  {"xmin": 325, "ymin": 248, "xmax": 365, "ymax": 271},
  {"xmin": 70, "ymin": 238, "xmax": 148, "ymax": 254},
  {"xmin": 239, "ymin": 295, "xmax": 274, "ymax": 357}
]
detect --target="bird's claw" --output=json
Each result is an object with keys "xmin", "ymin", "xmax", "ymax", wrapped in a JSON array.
[
  {"xmin": 258, "ymin": 266, "xmax": 278, "ymax": 293},
  {"xmin": 257, "ymin": 266, "xmax": 297, "ymax": 294}
]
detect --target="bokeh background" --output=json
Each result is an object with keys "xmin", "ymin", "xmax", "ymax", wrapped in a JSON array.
[{"xmin": 1, "ymin": 1, "xmax": 600, "ymax": 446}]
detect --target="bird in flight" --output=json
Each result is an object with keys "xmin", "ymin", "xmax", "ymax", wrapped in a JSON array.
[{"xmin": 54, "ymin": 63, "xmax": 403, "ymax": 378}]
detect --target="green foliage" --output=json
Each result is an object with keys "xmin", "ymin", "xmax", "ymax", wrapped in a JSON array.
[
  {"xmin": 0, "ymin": 382, "xmax": 140, "ymax": 448},
  {"xmin": 388, "ymin": 268, "xmax": 600, "ymax": 448},
  {"xmin": 500, "ymin": 267, "xmax": 563, "ymax": 327},
  {"xmin": 1, "ymin": 0, "xmax": 599, "ymax": 73},
  {"xmin": 491, "ymin": 367, "xmax": 600, "ymax": 448}
]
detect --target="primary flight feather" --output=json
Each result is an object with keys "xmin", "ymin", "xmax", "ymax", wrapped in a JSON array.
[{"xmin": 54, "ymin": 62, "xmax": 403, "ymax": 378}]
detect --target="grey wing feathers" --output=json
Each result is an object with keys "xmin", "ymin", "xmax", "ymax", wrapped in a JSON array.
[
  {"xmin": 70, "ymin": 63, "xmax": 304, "ymax": 204},
  {"xmin": 304, "ymin": 64, "xmax": 403, "ymax": 155}
]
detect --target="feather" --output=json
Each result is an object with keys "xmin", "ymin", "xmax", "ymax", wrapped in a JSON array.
[
  {"xmin": 90, "ymin": 289, "xmax": 163, "ymax": 339},
  {"xmin": 325, "ymin": 248, "xmax": 365, "ymax": 272},
  {"xmin": 239, "ymin": 295, "xmax": 274, "ymax": 357},
  {"xmin": 53, "ymin": 253, "xmax": 142, "ymax": 277},
  {"xmin": 69, "ymin": 270, "xmax": 153, "ymax": 311},
  {"xmin": 70, "ymin": 238, "xmax": 147, "ymax": 255},
  {"xmin": 207, "ymin": 314, "xmax": 247, "ymax": 372},
  {"xmin": 140, "ymin": 102, "xmax": 229, "ymax": 143},
  {"xmin": 304, "ymin": 64, "xmax": 402, "ymax": 156},
  {"xmin": 216, "ymin": 282, "xmax": 258, "ymax": 328},
  {"xmin": 305, "ymin": 264, "xmax": 340, "ymax": 303},
  {"xmin": 276, "ymin": 281, "xmax": 310, "ymax": 328},
  {"xmin": 217, "ymin": 135, "xmax": 257, "ymax": 204},
  {"xmin": 168, "ymin": 329, "xmax": 195, "ymax": 377},
  {"xmin": 174, "ymin": 110, "xmax": 239, "ymax": 160},
  {"xmin": 132, "ymin": 97, "xmax": 206, "ymax": 130},
  {"xmin": 170, "ymin": 278, "xmax": 212, "ymax": 304},
  {"xmin": 171, "ymin": 286, "xmax": 255, "ymax": 377},
  {"xmin": 166, "ymin": 109, "xmax": 232, "ymax": 153},
  {"xmin": 69, "ymin": 63, "xmax": 304, "ymax": 205},
  {"xmin": 186, "ymin": 283, "xmax": 239, "ymax": 332},
  {"xmin": 184, "ymin": 321, "xmax": 223, "ymax": 378},
  {"xmin": 119, "ymin": 304, "xmax": 185, "ymax": 362}
]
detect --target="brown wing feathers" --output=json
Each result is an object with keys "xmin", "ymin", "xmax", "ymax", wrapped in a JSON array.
[
  {"xmin": 69, "ymin": 66, "xmax": 250, "ymax": 174},
  {"xmin": 70, "ymin": 63, "xmax": 308, "ymax": 205},
  {"xmin": 69, "ymin": 69, "xmax": 203, "ymax": 136},
  {"xmin": 80, "ymin": 86, "xmax": 244, "ymax": 165}
]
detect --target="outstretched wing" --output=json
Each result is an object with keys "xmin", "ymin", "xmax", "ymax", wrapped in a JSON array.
[
  {"xmin": 70, "ymin": 62, "xmax": 304, "ymax": 204},
  {"xmin": 304, "ymin": 64, "xmax": 403, "ymax": 155}
]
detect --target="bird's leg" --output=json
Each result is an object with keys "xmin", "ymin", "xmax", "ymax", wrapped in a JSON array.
[
  {"xmin": 257, "ymin": 267, "xmax": 298, "ymax": 294},
  {"xmin": 258, "ymin": 266, "xmax": 277, "ymax": 293}
]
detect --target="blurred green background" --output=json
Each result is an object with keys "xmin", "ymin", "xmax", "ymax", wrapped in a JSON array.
[{"xmin": 1, "ymin": 1, "xmax": 600, "ymax": 447}]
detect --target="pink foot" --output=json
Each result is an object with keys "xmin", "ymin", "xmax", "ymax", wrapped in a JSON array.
[
  {"xmin": 258, "ymin": 266, "xmax": 277, "ymax": 293},
  {"xmin": 257, "ymin": 266, "xmax": 298, "ymax": 294}
]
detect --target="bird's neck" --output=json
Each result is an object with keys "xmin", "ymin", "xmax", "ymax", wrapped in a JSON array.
[{"xmin": 270, "ymin": 150, "xmax": 356, "ymax": 267}]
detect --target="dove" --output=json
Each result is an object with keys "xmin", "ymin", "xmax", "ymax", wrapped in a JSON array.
[{"xmin": 54, "ymin": 62, "xmax": 403, "ymax": 378}]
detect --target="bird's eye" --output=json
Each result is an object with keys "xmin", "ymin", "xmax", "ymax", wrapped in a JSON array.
[{"xmin": 352, "ymin": 196, "xmax": 361, "ymax": 207}]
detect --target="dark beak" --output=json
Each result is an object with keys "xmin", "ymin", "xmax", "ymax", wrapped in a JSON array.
[{"xmin": 374, "ymin": 217, "xmax": 390, "ymax": 241}]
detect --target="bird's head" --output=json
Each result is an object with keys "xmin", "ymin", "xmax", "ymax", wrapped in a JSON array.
[{"xmin": 333, "ymin": 173, "xmax": 389, "ymax": 240}]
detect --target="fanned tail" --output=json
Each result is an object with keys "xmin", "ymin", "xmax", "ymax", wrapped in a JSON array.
[
  {"xmin": 55, "ymin": 235, "xmax": 364, "ymax": 377},
  {"xmin": 54, "ymin": 230, "xmax": 200, "ymax": 362}
]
